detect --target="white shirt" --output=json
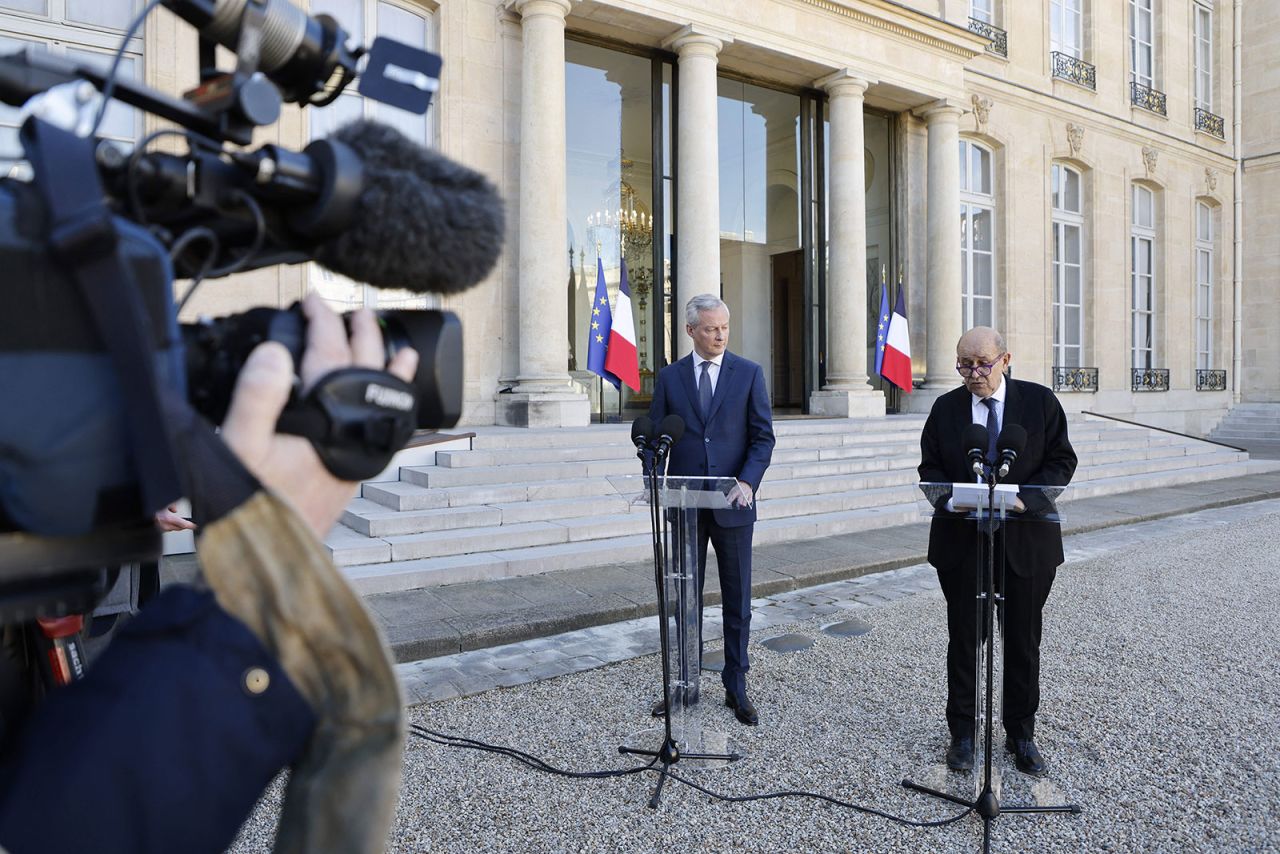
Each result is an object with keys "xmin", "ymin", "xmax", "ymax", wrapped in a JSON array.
[
  {"xmin": 970, "ymin": 377, "xmax": 1007, "ymax": 435},
  {"xmin": 692, "ymin": 351, "xmax": 724, "ymax": 395}
]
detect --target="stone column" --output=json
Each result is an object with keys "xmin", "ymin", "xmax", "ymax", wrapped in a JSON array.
[
  {"xmin": 919, "ymin": 100, "xmax": 965, "ymax": 395},
  {"xmin": 662, "ymin": 25, "xmax": 729, "ymax": 358},
  {"xmin": 809, "ymin": 69, "xmax": 885, "ymax": 418},
  {"xmin": 497, "ymin": 0, "xmax": 588, "ymax": 427}
]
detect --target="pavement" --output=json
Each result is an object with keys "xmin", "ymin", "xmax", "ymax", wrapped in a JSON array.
[
  {"xmin": 227, "ymin": 491, "xmax": 1280, "ymax": 853},
  {"xmin": 357, "ymin": 469, "xmax": 1280, "ymax": 664}
]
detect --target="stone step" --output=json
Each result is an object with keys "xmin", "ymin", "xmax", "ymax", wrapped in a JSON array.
[
  {"xmin": 400, "ymin": 458, "xmax": 636, "ymax": 488},
  {"xmin": 1070, "ymin": 460, "xmax": 1260, "ymax": 501},
  {"xmin": 436, "ymin": 444, "xmax": 634, "ymax": 468},
  {"xmin": 340, "ymin": 502, "xmax": 922, "ymax": 594},
  {"xmin": 1074, "ymin": 449, "xmax": 1245, "ymax": 482}
]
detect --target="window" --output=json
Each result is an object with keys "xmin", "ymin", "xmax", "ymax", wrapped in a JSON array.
[
  {"xmin": 307, "ymin": 0, "xmax": 436, "ymax": 309},
  {"xmin": 0, "ymin": 1, "xmax": 143, "ymax": 176},
  {"xmin": 1129, "ymin": 0, "xmax": 1155, "ymax": 89},
  {"xmin": 1131, "ymin": 184, "xmax": 1157, "ymax": 370},
  {"xmin": 1051, "ymin": 0, "xmax": 1084, "ymax": 59},
  {"xmin": 959, "ymin": 139, "xmax": 995, "ymax": 330},
  {"xmin": 971, "ymin": 0, "xmax": 994, "ymax": 24},
  {"xmin": 1194, "ymin": 2, "xmax": 1213, "ymax": 111},
  {"xmin": 1195, "ymin": 201, "xmax": 1214, "ymax": 370},
  {"xmin": 1051, "ymin": 164, "xmax": 1084, "ymax": 368}
]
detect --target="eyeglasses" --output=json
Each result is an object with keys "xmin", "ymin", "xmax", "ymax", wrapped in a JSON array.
[{"xmin": 955, "ymin": 359, "xmax": 1004, "ymax": 378}]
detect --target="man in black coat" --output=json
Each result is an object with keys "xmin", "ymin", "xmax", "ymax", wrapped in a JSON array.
[{"xmin": 917, "ymin": 326, "xmax": 1077, "ymax": 776}]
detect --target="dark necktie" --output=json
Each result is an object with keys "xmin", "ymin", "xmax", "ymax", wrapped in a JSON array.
[
  {"xmin": 982, "ymin": 397, "xmax": 999, "ymax": 463},
  {"xmin": 699, "ymin": 360, "xmax": 713, "ymax": 418}
]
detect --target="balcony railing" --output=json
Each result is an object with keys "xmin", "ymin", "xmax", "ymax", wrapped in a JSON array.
[
  {"xmin": 969, "ymin": 18, "xmax": 1008, "ymax": 57},
  {"xmin": 1052, "ymin": 366, "xmax": 1099, "ymax": 393},
  {"xmin": 1195, "ymin": 107, "xmax": 1226, "ymax": 139},
  {"xmin": 1196, "ymin": 369, "xmax": 1228, "ymax": 391},
  {"xmin": 1130, "ymin": 81, "xmax": 1167, "ymax": 116},
  {"xmin": 1051, "ymin": 51, "xmax": 1096, "ymax": 90},
  {"xmin": 1131, "ymin": 368, "xmax": 1170, "ymax": 392}
]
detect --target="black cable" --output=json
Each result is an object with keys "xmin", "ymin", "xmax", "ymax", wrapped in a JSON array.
[
  {"xmin": 89, "ymin": 0, "xmax": 165, "ymax": 139},
  {"xmin": 410, "ymin": 725, "xmax": 973, "ymax": 829},
  {"xmin": 203, "ymin": 189, "xmax": 266, "ymax": 278},
  {"xmin": 170, "ymin": 226, "xmax": 221, "ymax": 311},
  {"xmin": 660, "ymin": 766, "xmax": 974, "ymax": 829},
  {"xmin": 410, "ymin": 726, "xmax": 656, "ymax": 780}
]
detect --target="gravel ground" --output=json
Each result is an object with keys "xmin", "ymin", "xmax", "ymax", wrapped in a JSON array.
[{"xmin": 231, "ymin": 510, "xmax": 1280, "ymax": 853}]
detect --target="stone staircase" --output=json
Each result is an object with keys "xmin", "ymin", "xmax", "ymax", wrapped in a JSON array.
[
  {"xmin": 325, "ymin": 414, "xmax": 1267, "ymax": 595},
  {"xmin": 1208, "ymin": 403, "xmax": 1280, "ymax": 456}
]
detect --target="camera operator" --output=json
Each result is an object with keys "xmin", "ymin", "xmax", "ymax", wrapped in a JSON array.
[{"xmin": 0, "ymin": 294, "xmax": 415, "ymax": 854}]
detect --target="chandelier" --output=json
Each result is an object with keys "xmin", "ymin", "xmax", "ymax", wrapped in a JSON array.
[{"xmin": 585, "ymin": 161, "xmax": 654, "ymax": 256}]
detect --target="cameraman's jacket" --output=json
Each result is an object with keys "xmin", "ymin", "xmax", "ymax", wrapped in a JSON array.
[{"xmin": 0, "ymin": 490, "xmax": 404, "ymax": 854}]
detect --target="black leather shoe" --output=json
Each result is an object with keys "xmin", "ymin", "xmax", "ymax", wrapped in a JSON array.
[
  {"xmin": 1005, "ymin": 737, "xmax": 1048, "ymax": 777},
  {"xmin": 651, "ymin": 687, "xmax": 699, "ymax": 717},
  {"xmin": 946, "ymin": 736, "xmax": 975, "ymax": 771},
  {"xmin": 725, "ymin": 690, "xmax": 758, "ymax": 726}
]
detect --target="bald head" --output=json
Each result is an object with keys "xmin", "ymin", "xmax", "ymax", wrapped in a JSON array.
[
  {"xmin": 956, "ymin": 326, "xmax": 1010, "ymax": 398},
  {"xmin": 958, "ymin": 326, "xmax": 1005, "ymax": 356}
]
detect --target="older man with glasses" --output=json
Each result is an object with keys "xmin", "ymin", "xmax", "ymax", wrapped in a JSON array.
[{"xmin": 917, "ymin": 326, "xmax": 1077, "ymax": 777}]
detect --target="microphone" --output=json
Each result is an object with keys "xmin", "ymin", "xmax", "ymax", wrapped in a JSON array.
[
  {"xmin": 312, "ymin": 120, "xmax": 505, "ymax": 293},
  {"xmin": 996, "ymin": 424, "xmax": 1027, "ymax": 480},
  {"xmin": 962, "ymin": 423, "xmax": 989, "ymax": 478},
  {"xmin": 630, "ymin": 415, "xmax": 655, "ymax": 450},
  {"xmin": 654, "ymin": 414, "xmax": 685, "ymax": 461}
]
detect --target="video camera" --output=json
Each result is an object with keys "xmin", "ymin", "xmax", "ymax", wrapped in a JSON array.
[{"xmin": 0, "ymin": 0, "xmax": 504, "ymax": 618}]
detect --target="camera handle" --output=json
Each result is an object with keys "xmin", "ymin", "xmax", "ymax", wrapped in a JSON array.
[{"xmin": 276, "ymin": 368, "xmax": 420, "ymax": 482}]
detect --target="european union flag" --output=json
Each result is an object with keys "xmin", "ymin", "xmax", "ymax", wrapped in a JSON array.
[
  {"xmin": 586, "ymin": 256, "xmax": 620, "ymax": 389},
  {"xmin": 873, "ymin": 273, "xmax": 890, "ymax": 377}
]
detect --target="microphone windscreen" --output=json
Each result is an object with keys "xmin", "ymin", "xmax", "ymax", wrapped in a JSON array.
[
  {"xmin": 631, "ymin": 415, "xmax": 654, "ymax": 446},
  {"xmin": 962, "ymin": 422, "xmax": 989, "ymax": 453},
  {"xmin": 997, "ymin": 423, "xmax": 1027, "ymax": 454},
  {"xmin": 659, "ymin": 413, "xmax": 684, "ymax": 444},
  {"xmin": 315, "ymin": 120, "xmax": 505, "ymax": 294}
]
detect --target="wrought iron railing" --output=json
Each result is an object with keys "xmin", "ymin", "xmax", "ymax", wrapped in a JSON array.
[
  {"xmin": 1052, "ymin": 366, "xmax": 1099, "ymax": 393},
  {"xmin": 1195, "ymin": 107, "xmax": 1225, "ymax": 139},
  {"xmin": 969, "ymin": 18, "xmax": 1007, "ymax": 57},
  {"xmin": 1131, "ymin": 368, "xmax": 1170, "ymax": 392},
  {"xmin": 1051, "ymin": 51, "xmax": 1096, "ymax": 90},
  {"xmin": 1130, "ymin": 81, "xmax": 1167, "ymax": 116},
  {"xmin": 1196, "ymin": 369, "xmax": 1227, "ymax": 391}
]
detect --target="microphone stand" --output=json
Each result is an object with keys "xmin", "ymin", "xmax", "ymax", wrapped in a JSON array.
[
  {"xmin": 901, "ymin": 461, "xmax": 1079, "ymax": 853},
  {"xmin": 619, "ymin": 439, "xmax": 739, "ymax": 808}
]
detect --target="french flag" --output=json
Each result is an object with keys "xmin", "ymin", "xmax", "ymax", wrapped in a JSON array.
[
  {"xmin": 880, "ymin": 288, "xmax": 913, "ymax": 393},
  {"xmin": 604, "ymin": 259, "xmax": 641, "ymax": 391}
]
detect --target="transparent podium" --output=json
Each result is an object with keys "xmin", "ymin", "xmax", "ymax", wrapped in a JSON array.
[
  {"xmin": 903, "ymin": 482, "xmax": 1078, "ymax": 853},
  {"xmin": 608, "ymin": 474, "xmax": 741, "ymax": 807}
]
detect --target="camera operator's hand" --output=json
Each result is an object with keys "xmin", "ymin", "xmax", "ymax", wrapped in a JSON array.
[
  {"xmin": 155, "ymin": 503, "xmax": 196, "ymax": 532},
  {"xmin": 219, "ymin": 293, "xmax": 418, "ymax": 539}
]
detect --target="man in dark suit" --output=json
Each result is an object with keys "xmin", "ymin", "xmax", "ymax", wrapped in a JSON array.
[
  {"xmin": 649, "ymin": 294, "xmax": 775, "ymax": 726},
  {"xmin": 918, "ymin": 326, "xmax": 1077, "ymax": 776}
]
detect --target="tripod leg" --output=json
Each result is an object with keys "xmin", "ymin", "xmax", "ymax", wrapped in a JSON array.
[
  {"xmin": 901, "ymin": 779, "xmax": 976, "ymax": 809},
  {"xmin": 647, "ymin": 764, "xmax": 670, "ymax": 810}
]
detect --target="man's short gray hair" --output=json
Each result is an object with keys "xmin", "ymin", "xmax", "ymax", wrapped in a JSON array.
[{"xmin": 685, "ymin": 294, "xmax": 730, "ymax": 326}]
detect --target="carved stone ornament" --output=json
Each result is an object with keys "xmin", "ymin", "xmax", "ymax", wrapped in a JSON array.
[
  {"xmin": 1066, "ymin": 123, "xmax": 1084, "ymax": 157},
  {"xmin": 1204, "ymin": 167, "xmax": 1218, "ymax": 193},
  {"xmin": 1142, "ymin": 145, "xmax": 1158, "ymax": 177},
  {"xmin": 971, "ymin": 94, "xmax": 992, "ymax": 133}
]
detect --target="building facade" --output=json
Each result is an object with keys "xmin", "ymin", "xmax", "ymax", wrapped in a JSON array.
[{"xmin": 0, "ymin": 0, "xmax": 1272, "ymax": 432}]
